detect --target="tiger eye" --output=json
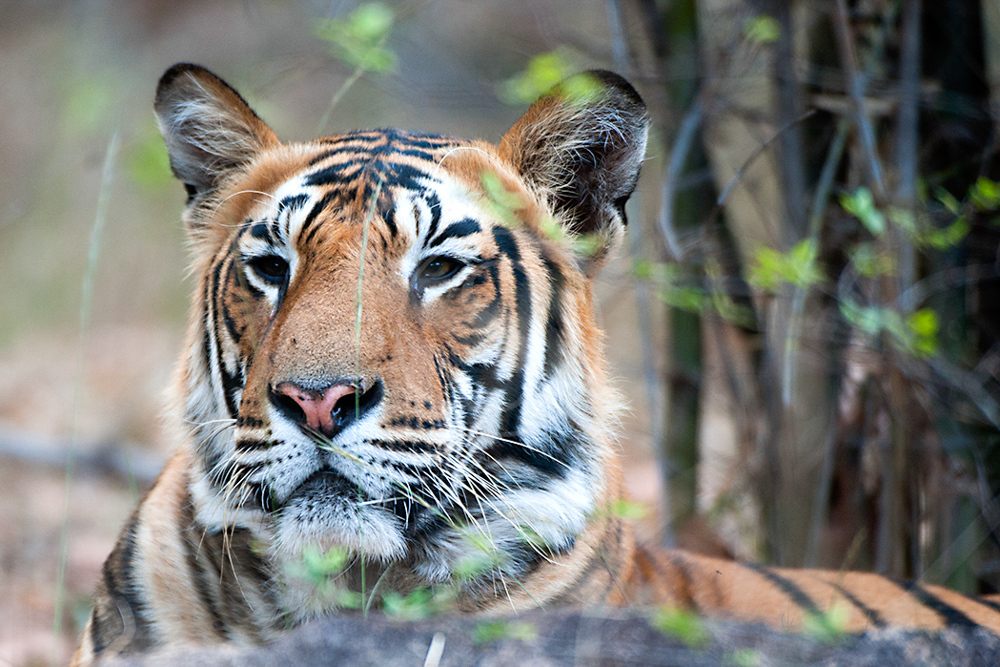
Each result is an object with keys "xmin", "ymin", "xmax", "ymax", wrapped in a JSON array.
[
  {"xmin": 247, "ymin": 255, "xmax": 289, "ymax": 284},
  {"xmin": 420, "ymin": 256, "xmax": 463, "ymax": 282}
]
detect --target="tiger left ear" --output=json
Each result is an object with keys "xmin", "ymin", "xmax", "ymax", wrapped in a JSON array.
[
  {"xmin": 154, "ymin": 63, "xmax": 279, "ymax": 202},
  {"xmin": 500, "ymin": 70, "xmax": 648, "ymax": 273}
]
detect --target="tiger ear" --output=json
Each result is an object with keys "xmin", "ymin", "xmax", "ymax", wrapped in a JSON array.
[
  {"xmin": 499, "ymin": 70, "xmax": 648, "ymax": 272},
  {"xmin": 154, "ymin": 63, "xmax": 278, "ymax": 200}
]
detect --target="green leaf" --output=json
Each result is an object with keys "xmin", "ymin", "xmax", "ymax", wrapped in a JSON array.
[
  {"xmin": 650, "ymin": 607, "xmax": 710, "ymax": 649},
  {"xmin": 906, "ymin": 308, "xmax": 940, "ymax": 358},
  {"xmin": 839, "ymin": 300, "xmax": 939, "ymax": 359},
  {"xmin": 480, "ymin": 170, "xmax": 523, "ymax": 226},
  {"xmin": 848, "ymin": 243, "xmax": 896, "ymax": 278},
  {"xmin": 971, "ymin": 177, "xmax": 1000, "ymax": 211},
  {"xmin": 887, "ymin": 206, "xmax": 917, "ymax": 234},
  {"xmin": 744, "ymin": 15, "xmax": 781, "ymax": 44},
  {"xmin": 314, "ymin": 3, "xmax": 396, "ymax": 72},
  {"xmin": 840, "ymin": 187, "xmax": 886, "ymax": 236},
  {"xmin": 725, "ymin": 648, "xmax": 761, "ymax": 667},
  {"xmin": 918, "ymin": 217, "xmax": 969, "ymax": 250},
  {"xmin": 608, "ymin": 498, "xmax": 648, "ymax": 521},
  {"xmin": 382, "ymin": 587, "xmax": 453, "ymax": 620},
  {"xmin": 473, "ymin": 620, "xmax": 538, "ymax": 645},
  {"xmin": 935, "ymin": 187, "xmax": 962, "ymax": 216},
  {"xmin": 748, "ymin": 240, "xmax": 824, "ymax": 292},
  {"xmin": 498, "ymin": 50, "xmax": 575, "ymax": 105},
  {"xmin": 802, "ymin": 604, "xmax": 849, "ymax": 643}
]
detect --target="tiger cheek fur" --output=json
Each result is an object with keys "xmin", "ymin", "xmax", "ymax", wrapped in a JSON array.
[{"xmin": 73, "ymin": 63, "xmax": 1000, "ymax": 665}]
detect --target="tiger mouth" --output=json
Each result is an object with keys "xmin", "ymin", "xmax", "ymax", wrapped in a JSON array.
[{"xmin": 281, "ymin": 467, "xmax": 357, "ymax": 508}]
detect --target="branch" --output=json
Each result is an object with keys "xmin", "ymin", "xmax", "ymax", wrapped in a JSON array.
[
  {"xmin": 0, "ymin": 423, "xmax": 163, "ymax": 486},
  {"xmin": 715, "ymin": 109, "xmax": 817, "ymax": 209},
  {"xmin": 833, "ymin": 0, "xmax": 887, "ymax": 199},
  {"xmin": 657, "ymin": 98, "xmax": 704, "ymax": 261}
]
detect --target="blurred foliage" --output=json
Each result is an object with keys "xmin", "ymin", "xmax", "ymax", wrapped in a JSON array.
[
  {"xmin": 125, "ymin": 122, "xmax": 173, "ymax": 190},
  {"xmin": 743, "ymin": 15, "xmax": 781, "ymax": 45},
  {"xmin": 649, "ymin": 606, "xmax": 710, "ymax": 649},
  {"xmin": 314, "ymin": 3, "xmax": 396, "ymax": 72},
  {"xmin": 60, "ymin": 73, "xmax": 117, "ymax": 136},
  {"xmin": 802, "ymin": 604, "xmax": 849, "ymax": 644},
  {"xmin": 747, "ymin": 240, "xmax": 824, "ymax": 292},
  {"xmin": 472, "ymin": 619, "xmax": 538, "ymax": 644},
  {"xmin": 381, "ymin": 587, "xmax": 453, "ymax": 620},
  {"xmin": 498, "ymin": 50, "xmax": 576, "ymax": 105}
]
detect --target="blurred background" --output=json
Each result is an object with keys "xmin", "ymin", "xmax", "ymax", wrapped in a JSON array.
[{"xmin": 1, "ymin": 0, "xmax": 999, "ymax": 663}]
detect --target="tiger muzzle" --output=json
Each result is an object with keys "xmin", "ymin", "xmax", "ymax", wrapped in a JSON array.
[{"xmin": 270, "ymin": 379, "xmax": 383, "ymax": 439}]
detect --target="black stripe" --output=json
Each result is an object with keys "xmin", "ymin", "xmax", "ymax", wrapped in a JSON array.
[
  {"xmin": 277, "ymin": 193, "xmax": 309, "ymax": 215},
  {"xmin": 94, "ymin": 511, "xmax": 152, "ymax": 652},
  {"xmin": 741, "ymin": 562, "xmax": 823, "ymax": 616},
  {"xmin": 424, "ymin": 192, "xmax": 442, "ymax": 240},
  {"xmin": 249, "ymin": 221, "xmax": 273, "ymax": 241},
  {"xmin": 367, "ymin": 438, "xmax": 442, "ymax": 453},
  {"xmin": 221, "ymin": 262, "xmax": 246, "ymax": 342},
  {"xmin": 666, "ymin": 552, "xmax": 699, "ymax": 611},
  {"xmin": 299, "ymin": 191, "xmax": 337, "ymax": 246},
  {"xmin": 829, "ymin": 582, "xmax": 887, "ymax": 628},
  {"xmin": 179, "ymin": 489, "xmax": 229, "ymax": 639},
  {"xmin": 211, "ymin": 256, "xmax": 241, "ymax": 419},
  {"xmin": 975, "ymin": 596, "xmax": 1000, "ymax": 614},
  {"xmin": 305, "ymin": 160, "xmax": 362, "ymax": 187},
  {"xmin": 429, "ymin": 218, "xmax": 480, "ymax": 248},
  {"xmin": 492, "ymin": 227, "xmax": 531, "ymax": 440},
  {"xmin": 901, "ymin": 581, "xmax": 979, "ymax": 628},
  {"xmin": 382, "ymin": 200, "xmax": 398, "ymax": 238},
  {"xmin": 540, "ymin": 253, "xmax": 565, "ymax": 379},
  {"xmin": 234, "ymin": 435, "xmax": 278, "ymax": 451}
]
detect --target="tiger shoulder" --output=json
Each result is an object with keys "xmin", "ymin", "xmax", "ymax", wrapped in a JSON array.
[{"xmin": 72, "ymin": 63, "xmax": 1000, "ymax": 664}]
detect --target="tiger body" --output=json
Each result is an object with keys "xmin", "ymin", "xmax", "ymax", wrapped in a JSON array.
[{"xmin": 73, "ymin": 64, "xmax": 1000, "ymax": 663}]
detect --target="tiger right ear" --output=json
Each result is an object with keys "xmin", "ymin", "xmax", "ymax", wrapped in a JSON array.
[
  {"xmin": 499, "ymin": 70, "xmax": 648, "ymax": 274},
  {"xmin": 154, "ymin": 63, "xmax": 278, "ymax": 200}
]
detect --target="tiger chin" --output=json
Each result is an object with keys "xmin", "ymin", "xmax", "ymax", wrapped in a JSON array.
[{"xmin": 73, "ymin": 64, "xmax": 1000, "ymax": 664}]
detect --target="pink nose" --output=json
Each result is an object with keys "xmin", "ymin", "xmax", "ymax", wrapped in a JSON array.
[{"xmin": 272, "ymin": 382, "xmax": 357, "ymax": 436}]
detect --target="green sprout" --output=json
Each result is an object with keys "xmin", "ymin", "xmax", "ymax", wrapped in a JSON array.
[
  {"xmin": 382, "ymin": 587, "xmax": 454, "ymax": 620},
  {"xmin": 802, "ymin": 603, "xmax": 849, "ymax": 644},
  {"xmin": 744, "ymin": 15, "xmax": 781, "ymax": 44},
  {"xmin": 473, "ymin": 620, "xmax": 538, "ymax": 645},
  {"xmin": 840, "ymin": 187, "xmax": 886, "ymax": 236},
  {"xmin": 748, "ymin": 239, "xmax": 824, "ymax": 292},
  {"xmin": 650, "ymin": 606, "xmax": 711, "ymax": 649},
  {"xmin": 839, "ymin": 301, "xmax": 940, "ymax": 359},
  {"xmin": 725, "ymin": 648, "xmax": 762, "ymax": 667}
]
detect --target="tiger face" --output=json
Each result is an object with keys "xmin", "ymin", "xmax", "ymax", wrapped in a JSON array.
[{"xmin": 157, "ymin": 64, "xmax": 649, "ymax": 600}]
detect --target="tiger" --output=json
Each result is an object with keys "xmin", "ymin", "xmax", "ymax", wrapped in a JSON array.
[{"xmin": 72, "ymin": 63, "xmax": 1000, "ymax": 664}]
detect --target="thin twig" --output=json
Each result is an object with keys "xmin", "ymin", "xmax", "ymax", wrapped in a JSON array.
[
  {"xmin": 772, "ymin": 0, "xmax": 807, "ymax": 239},
  {"xmin": 0, "ymin": 426, "xmax": 163, "ymax": 486},
  {"xmin": 895, "ymin": 0, "xmax": 921, "ymax": 311},
  {"xmin": 780, "ymin": 119, "xmax": 850, "ymax": 407},
  {"xmin": 833, "ymin": 0, "xmax": 887, "ymax": 199},
  {"xmin": 53, "ymin": 131, "xmax": 119, "ymax": 655},
  {"xmin": 658, "ymin": 98, "xmax": 704, "ymax": 261},
  {"xmin": 605, "ymin": 0, "xmax": 630, "ymax": 73},
  {"xmin": 715, "ymin": 109, "xmax": 817, "ymax": 209}
]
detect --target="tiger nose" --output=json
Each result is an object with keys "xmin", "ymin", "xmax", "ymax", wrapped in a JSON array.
[{"xmin": 269, "ymin": 380, "xmax": 382, "ymax": 439}]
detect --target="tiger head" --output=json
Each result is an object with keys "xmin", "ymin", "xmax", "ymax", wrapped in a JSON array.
[{"xmin": 156, "ymin": 64, "xmax": 648, "ymax": 599}]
